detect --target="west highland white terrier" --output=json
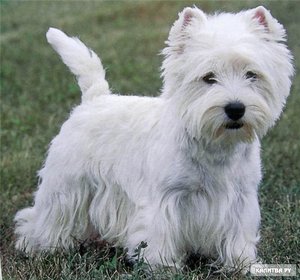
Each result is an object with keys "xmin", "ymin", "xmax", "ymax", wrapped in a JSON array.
[{"xmin": 15, "ymin": 6, "xmax": 293, "ymax": 272}]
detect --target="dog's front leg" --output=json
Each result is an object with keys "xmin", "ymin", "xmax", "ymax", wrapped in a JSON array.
[
  {"xmin": 222, "ymin": 191, "xmax": 260, "ymax": 273},
  {"xmin": 126, "ymin": 204, "xmax": 185, "ymax": 270}
]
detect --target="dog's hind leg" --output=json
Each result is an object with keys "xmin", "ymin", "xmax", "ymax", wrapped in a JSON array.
[{"xmin": 14, "ymin": 174, "xmax": 94, "ymax": 253}]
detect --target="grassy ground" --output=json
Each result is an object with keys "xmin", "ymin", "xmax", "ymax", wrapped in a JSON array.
[{"xmin": 1, "ymin": 1, "xmax": 299, "ymax": 279}]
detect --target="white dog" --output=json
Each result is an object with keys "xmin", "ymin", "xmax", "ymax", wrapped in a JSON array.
[{"xmin": 15, "ymin": 6, "xmax": 293, "ymax": 272}]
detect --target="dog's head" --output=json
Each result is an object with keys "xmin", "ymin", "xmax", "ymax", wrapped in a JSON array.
[{"xmin": 161, "ymin": 6, "xmax": 294, "ymax": 144}]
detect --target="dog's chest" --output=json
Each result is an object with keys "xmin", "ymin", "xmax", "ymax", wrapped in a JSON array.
[{"xmin": 160, "ymin": 154, "xmax": 255, "ymax": 248}]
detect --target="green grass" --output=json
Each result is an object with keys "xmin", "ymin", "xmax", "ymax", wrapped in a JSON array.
[{"xmin": 1, "ymin": 1, "xmax": 299, "ymax": 279}]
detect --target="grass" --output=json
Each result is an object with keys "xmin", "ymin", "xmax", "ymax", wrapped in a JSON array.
[{"xmin": 1, "ymin": 0, "xmax": 299, "ymax": 279}]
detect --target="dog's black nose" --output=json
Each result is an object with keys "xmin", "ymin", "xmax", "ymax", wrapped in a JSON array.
[{"xmin": 224, "ymin": 102, "xmax": 245, "ymax": 121}]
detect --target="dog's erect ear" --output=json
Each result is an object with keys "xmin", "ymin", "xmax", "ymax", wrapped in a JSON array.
[
  {"xmin": 252, "ymin": 6, "xmax": 268, "ymax": 28},
  {"xmin": 248, "ymin": 6, "xmax": 286, "ymax": 41},
  {"xmin": 181, "ymin": 7, "xmax": 206, "ymax": 29},
  {"xmin": 165, "ymin": 7, "xmax": 207, "ymax": 54}
]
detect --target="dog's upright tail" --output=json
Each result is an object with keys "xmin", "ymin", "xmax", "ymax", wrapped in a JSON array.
[{"xmin": 46, "ymin": 27, "xmax": 110, "ymax": 102}]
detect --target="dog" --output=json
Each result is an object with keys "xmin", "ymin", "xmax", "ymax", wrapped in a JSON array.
[{"xmin": 15, "ymin": 6, "xmax": 293, "ymax": 272}]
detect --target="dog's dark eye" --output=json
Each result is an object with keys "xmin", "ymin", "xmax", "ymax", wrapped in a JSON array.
[
  {"xmin": 245, "ymin": 71, "xmax": 258, "ymax": 80},
  {"xmin": 202, "ymin": 72, "xmax": 217, "ymax": 85}
]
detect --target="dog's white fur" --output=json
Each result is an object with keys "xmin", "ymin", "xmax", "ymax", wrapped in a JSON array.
[{"xmin": 15, "ymin": 6, "xmax": 293, "ymax": 271}]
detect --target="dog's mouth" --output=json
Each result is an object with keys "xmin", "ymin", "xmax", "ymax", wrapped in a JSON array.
[
  {"xmin": 224, "ymin": 122, "xmax": 244, "ymax": 130},
  {"xmin": 214, "ymin": 122, "xmax": 255, "ymax": 140}
]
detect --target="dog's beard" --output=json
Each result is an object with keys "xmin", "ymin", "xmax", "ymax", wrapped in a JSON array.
[
  {"xmin": 201, "ymin": 113, "xmax": 256, "ymax": 144},
  {"xmin": 214, "ymin": 122, "xmax": 256, "ymax": 144}
]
